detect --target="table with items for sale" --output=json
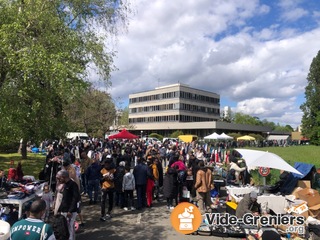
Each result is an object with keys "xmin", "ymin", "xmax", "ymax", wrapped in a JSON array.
[
  {"xmin": 226, "ymin": 185, "xmax": 259, "ymax": 197},
  {"xmin": 0, "ymin": 194, "xmax": 36, "ymax": 219}
]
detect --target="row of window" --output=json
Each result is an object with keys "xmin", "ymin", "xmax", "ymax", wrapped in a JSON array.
[
  {"xmin": 130, "ymin": 103, "xmax": 219, "ymax": 114},
  {"xmin": 129, "ymin": 115, "xmax": 216, "ymax": 123},
  {"xmin": 130, "ymin": 103, "xmax": 179, "ymax": 113},
  {"xmin": 180, "ymin": 91, "xmax": 219, "ymax": 104},
  {"xmin": 180, "ymin": 103, "xmax": 219, "ymax": 114},
  {"xmin": 129, "ymin": 91, "xmax": 219, "ymax": 104}
]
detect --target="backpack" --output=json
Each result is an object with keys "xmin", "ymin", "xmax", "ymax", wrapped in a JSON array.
[
  {"xmin": 177, "ymin": 170, "xmax": 186, "ymax": 183},
  {"xmin": 48, "ymin": 214, "xmax": 70, "ymax": 240}
]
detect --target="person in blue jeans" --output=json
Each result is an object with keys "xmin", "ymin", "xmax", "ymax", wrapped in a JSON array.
[
  {"xmin": 133, "ymin": 158, "xmax": 148, "ymax": 210},
  {"xmin": 85, "ymin": 157, "xmax": 102, "ymax": 204}
]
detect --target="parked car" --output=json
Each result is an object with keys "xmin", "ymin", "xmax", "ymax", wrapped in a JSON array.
[
  {"xmin": 142, "ymin": 137, "xmax": 162, "ymax": 145},
  {"xmin": 162, "ymin": 138, "xmax": 179, "ymax": 144},
  {"xmin": 65, "ymin": 132, "xmax": 89, "ymax": 141}
]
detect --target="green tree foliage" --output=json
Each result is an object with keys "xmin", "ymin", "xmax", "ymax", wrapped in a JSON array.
[
  {"xmin": 149, "ymin": 133, "xmax": 163, "ymax": 141},
  {"xmin": 170, "ymin": 130, "xmax": 184, "ymax": 138},
  {"xmin": 63, "ymin": 87, "xmax": 116, "ymax": 138},
  {"xmin": 233, "ymin": 113, "xmax": 262, "ymax": 125},
  {"xmin": 0, "ymin": 0, "xmax": 129, "ymax": 157},
  {"xmin": 117, "ymin": 107, "xmax": 136, "ymax": 130},
  {"xmin": 273, "ymin": 124, "xmax": 294, "ymax": 132},
  {"xmin": 301, "ymin": 50, "xmax": 320, "ymax": 145}
]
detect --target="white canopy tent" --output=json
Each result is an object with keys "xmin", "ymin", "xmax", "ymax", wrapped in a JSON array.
[
  {"xmin": 219, "ymin": 132, "xmax": 233, "ymax": 140},
  {"xmin": 235, "ymin": 149, "xmax": 302, "ymax": 175},
  {"xmin": 204, "ymin": 132, "xmax": 222, "ymax": 140}
]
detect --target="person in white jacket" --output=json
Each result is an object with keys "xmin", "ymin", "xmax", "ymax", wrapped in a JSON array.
[
  {"xmin": 122, "ymin": 166, "xmax": 136, "ymax": 211},
  {"xmin": 229, "ymin": 159, "xmax": 247, "ymax": 184}
]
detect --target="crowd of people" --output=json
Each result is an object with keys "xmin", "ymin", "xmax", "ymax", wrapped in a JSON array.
[{"xmin": 9, "ymin": 137, "xmax": 253, "ymax": 240}]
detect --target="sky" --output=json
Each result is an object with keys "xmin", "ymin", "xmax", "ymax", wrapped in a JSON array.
[{"xmin": 95, "ymin": 0, "xmax": 320, "ymax": 128}]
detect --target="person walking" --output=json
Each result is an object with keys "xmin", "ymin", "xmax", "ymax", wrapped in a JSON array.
[
  {"xmin": 194, "ymin": 160, "xmax": 214, "ymax": 214},
  {"xmin": 122, "ymin": 165, "xmax": 136, "ymax": 211},
  {"xmin": 146, "ymin": 158, "xmax": 158, "ymax": 207},
  {"xmin": 10, "ymin": 199, "xmax": 56, "ymax": 240},
  {"xmin": 80, "ymin": 152, "xmax": 92, "ymax": 195},
  {"xmin": 114, "ymin": 161, "xmax": 126, "ymax": 208},
  {"xmin": 100, "ymin": 158, "xmax": 116, "ymax": 221},
  {"xmin": 133, "ymin": 158, "xmax": 148, "ymax": 210},
  {"xmin": 163, "ymin": 167, "xmax": 178, "ymax": 209},
  {"xmin": 85, "ymin": 157, "xmax": 101, "ymax": 204},
  {"xmin": 56, "ymin": 170, "xmax": 80, "ymax": 240}
]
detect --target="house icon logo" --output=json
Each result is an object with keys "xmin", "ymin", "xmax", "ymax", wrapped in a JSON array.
[{"xmin": 170, "ymin": 202, "xmax": 202, "ymax": 234}]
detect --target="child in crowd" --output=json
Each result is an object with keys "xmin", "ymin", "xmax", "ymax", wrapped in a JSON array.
[
  {"xmin": 122, "ymin": 166, "xmax": 135, "ymax": 211},
  {"xmin": 41, "ymin": 184, "xmax": 53, "ymax": 221}
]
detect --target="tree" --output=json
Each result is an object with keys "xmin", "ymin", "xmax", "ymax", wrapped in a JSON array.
[
  {"xmin": 273, "ymin": 124, "xmax": 294, "ymax": 132},
  {"xmin": 232, "ymin": 113, "xmax": 261, "ymax": 125},
  {"xmin": 170, "ymin": 130, "xmax": 184, "ymax": 138},
  {"xmin": 117, "ymin": 107, "xmax": 136, "ymax": 130},
  {"xmin": 0, "ymin": 0, "xmax": 130, "ymax": 157},
  {"xmin": 63, "ymin": 87, "xmax": 116, "ymax": 138},
  {"xmin": 300, "ymin": 50, "xmax": 320, "ymax": 145}
]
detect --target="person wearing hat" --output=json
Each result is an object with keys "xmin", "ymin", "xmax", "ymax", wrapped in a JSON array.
[{"xmin": 235, "ymin": 191, "xmax": 261, "ymax": 218}]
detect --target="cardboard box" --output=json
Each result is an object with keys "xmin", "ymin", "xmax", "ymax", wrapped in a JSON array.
[
  {"xmin": 289, "ymin": 203, "xmax": 309, "ymax": 219},
  {"xmin": 297, "ymin": 180, "xmax": 311, "ymax": 189},
  {"xmin": 309, "ymin": 204, "xmax": 320, "ymax": 218},
  {"xmin": 291, "ymin": 187, "xmax": 304, "ymax": 198},
  {"xmin": 297, "ymin": 188, "xmax": 320, "ymax": 207}
]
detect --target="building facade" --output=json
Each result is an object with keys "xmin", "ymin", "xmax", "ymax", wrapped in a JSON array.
[
  {"xmin": 129, "ymin": 83, "xmax": 220, "ymax": 124},
  {"xmin": 128, "ymin": 83, "xmax": 272, "ymax": 137}
]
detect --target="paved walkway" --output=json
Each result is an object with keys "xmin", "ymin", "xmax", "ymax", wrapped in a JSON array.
[{"xmin": 76, "ymin": 196, "xmax": 239, "ymax": 240}]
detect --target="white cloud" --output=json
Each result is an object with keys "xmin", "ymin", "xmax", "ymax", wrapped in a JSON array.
[
  {"xmin": 89, "ymin": 0, "xmax": 320, "ymax": 128},
  {"xmin": 281, "ymin": 8, "xmax": 308, "ymax": 22}
]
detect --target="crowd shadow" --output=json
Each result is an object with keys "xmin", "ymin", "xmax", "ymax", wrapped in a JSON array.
[{"xmin": 76, "ymin": 198, "xmax": 170, "ymax": 240}]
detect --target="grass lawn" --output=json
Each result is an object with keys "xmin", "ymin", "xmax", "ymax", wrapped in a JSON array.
[
  {"xmin": 238, "ymin": 145, "xmax": 320, "ymax": 185},
  {"xmin": 0, "ymin": 152, "xmax": 45, "ymax": 178}
]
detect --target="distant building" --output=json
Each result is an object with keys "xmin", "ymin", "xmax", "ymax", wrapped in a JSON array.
[
  {"xmin": 128, "ymin": 83, "xmax": 272, "ymax": 137},
  {"xmin": 129, "ymin": 83, "xmax": 221, "ymax": 124}
]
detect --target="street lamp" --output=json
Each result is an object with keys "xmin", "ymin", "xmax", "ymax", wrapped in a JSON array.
[{"xmin": 141, "ymin": 130, "xmax": 143, "ymax": 139}]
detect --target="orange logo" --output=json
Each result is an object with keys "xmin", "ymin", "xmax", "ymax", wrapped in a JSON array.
[{"xmin": 170, "ymin": 202, "xmax": 202, "ymax": 235}]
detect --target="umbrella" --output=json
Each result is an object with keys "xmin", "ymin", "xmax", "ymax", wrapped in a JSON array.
[
  {"xmin": 108, "ymin": 129, "xmax": 138, "ymax": 139},
  {"xmin": 237, "ymin": 135, "xmax": 255, "ymax": 141},
  {"xmin": 234, "ymin": 149, "xmax": 302, "ymax": 175},
  {"xmin": 219, "ymin": 132, "xmax": 233, "ymax": 140},
  {"xmin": 204, "ymin": 132, "xmax": 222, "ymax": 140}
]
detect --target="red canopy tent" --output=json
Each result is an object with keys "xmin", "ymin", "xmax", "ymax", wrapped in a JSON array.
[{"xmin": 108, "ymin": 129, "xmax": 139, "ymax": 139}]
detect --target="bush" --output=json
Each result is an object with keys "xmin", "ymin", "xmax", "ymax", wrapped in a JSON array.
[
  {"xmin": 250, "ymin": 168, "xmax": 279, "ymax": 186},
  {"xmin": 0, "ymin": 142, "xmax": 19, "ymax": 153},
  {"xmin": 149, "ymin": 133, "xmax": 163, "ymax": 141},
  {"xmin": 170, "ymin": 130, "xmax": 184, "ymax": 138}
]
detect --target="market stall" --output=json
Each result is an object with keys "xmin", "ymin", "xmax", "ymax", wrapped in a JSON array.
[{"xmin": 0, "ymin": 194, "xmax": 36, "ymax": 219}]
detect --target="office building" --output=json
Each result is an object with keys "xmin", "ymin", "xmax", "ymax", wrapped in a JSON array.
[
  {"xmin": 129, "ymin": 83, "xmax": 220, "ymax": 124},
  {"xmin": 128, "ymin": 83, "xmax": 271, "ymax": 137}
]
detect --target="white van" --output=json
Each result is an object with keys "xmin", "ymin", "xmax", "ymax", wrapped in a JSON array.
[{"xmin": 65, "ymin": 132, "xmax": 89, "ymax": 141}]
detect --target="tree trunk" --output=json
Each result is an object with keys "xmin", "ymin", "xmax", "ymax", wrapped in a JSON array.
[{"xmin": 21, "ymin": 140, "xmax": 27, "ymax": 159}]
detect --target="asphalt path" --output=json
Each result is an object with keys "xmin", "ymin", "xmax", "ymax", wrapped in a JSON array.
[{"xmin": 75, "ymin": 196, "xmax": 241, "ymax": 240}]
